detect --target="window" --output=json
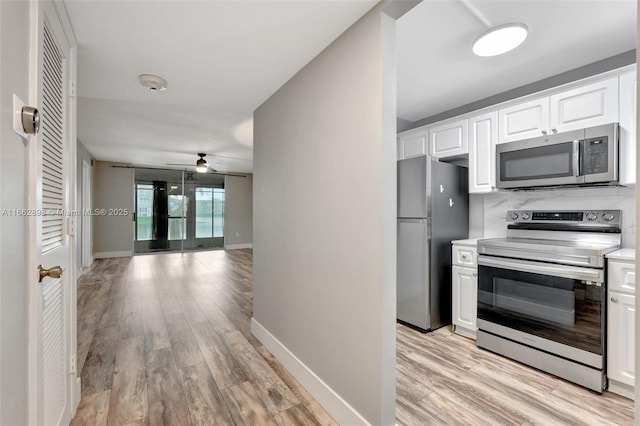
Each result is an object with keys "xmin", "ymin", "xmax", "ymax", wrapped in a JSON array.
[
  {"xmin": 168, "ymin": 194, "xmax": 187, "ymax": 240},
  {"xmin": 136, "ymin": 184, "xmax": 153, "ymax": 241},
  {"xmin": 195, "ymin": 187, "xmax": 225, "ymax": 238}
]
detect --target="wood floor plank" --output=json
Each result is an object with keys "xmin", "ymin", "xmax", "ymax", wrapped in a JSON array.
[
  {"xmin": 70, "ymin": 389, "xmax": 110, "ymax": 426},
  {"xmin": 222, "ymin": 330, "xmax": 299, "ymax": 415},
  {"xmin": 174, "ymin": 292, "xmax": 207, "ymax": 325},
  {"xmin": 119, "ymin": 300, "xmax": 143, "ymax": 339},
  {"xmin": 164, "ymin": 313, "xmax": 205, "ymax": 368},
  {"xmin": 274, "ymin": 404, "xmax": 322, "ymax": 426},
  {"xmin": 179, "ymin": 361, "xmax": 234, "ymax": 426},
  {"xmin": 80, "ymin": 325, "xmax": 120, "ymax": 396},
  {"xmin": 221, "ymin": 381, "xmax": 278, "ymax": 426},
  {"xmin": 396, "ymin": 369, "xmax": 432, "ymax": 403},
  {"xmin": 142, "ymin": 311, "xmax": 171, "ymax": 353},
  {"xmin": 146, "ymin": 348, "xmax": 192, "ymax": 426},
  {"xmin": 76, "ymin": 325, "xmax": 95, "ymax": 374},
  {"xmin": 107, "ymin": 337, "xmax": 148, "ymax": 426},
  {"xmin": 550, "ymin": 381, "xmax": 634, "ymax": 425},
  {"xmin": 255, "ymin": 345, "xmax": 314, "ymax": 403},
  {"xmin": 396, "ymin": 396, "xmax": 447, "ymax": 426},
  {"xmin": 302, "ymin": 401, "xmax": 338, "ymax": 426},
  {"xmin": 190, "ymin": 320, "xmax": 248, "ymax": 390}
]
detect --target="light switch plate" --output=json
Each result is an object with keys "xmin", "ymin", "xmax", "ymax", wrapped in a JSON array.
[{"xmin": 12, "ymin": 94, "xmax": 28, "ymax": 139}]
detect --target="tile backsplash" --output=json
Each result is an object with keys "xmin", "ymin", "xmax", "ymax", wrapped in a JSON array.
[{"xmin": 470, "ymin": 186, "xmax": 636, "ymax": 248}]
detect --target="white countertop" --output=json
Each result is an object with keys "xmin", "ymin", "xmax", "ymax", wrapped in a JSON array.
[
  {"xmin": 451, "ymin": 238, "xmax": 483, "ymax": 246},
  {"xmin": 606, "ymin": 248, "xmax": 636, "ymax": 261}
]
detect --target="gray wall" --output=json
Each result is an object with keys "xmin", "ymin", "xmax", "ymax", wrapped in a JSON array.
[
  {"xmin": 76, "ymin": 141, "xmax": 94, "ymax": 265},
  {"xmin": 224, "ymin": 174, "xmax": 253, "ymax": 247},
  {"xmin": 93, "ymin": 162, "xmax": 134, "ymax": 256},
  {"xmin": 0, "ymin": 2, "xmax": 30, "ymax": 424},
  {"xmin": 253, "ymin": 3, "xmax": 396, "ymax": 424}
]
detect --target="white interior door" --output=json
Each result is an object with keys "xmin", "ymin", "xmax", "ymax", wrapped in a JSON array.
[{"xmin": 28, "ymin": 1, "xmax": 78, "ymax": 425}]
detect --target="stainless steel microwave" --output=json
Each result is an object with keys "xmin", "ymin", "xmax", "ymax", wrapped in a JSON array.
[{"xmin": 496, "ymin": 123, "xmax": 618, "ymax": 189}]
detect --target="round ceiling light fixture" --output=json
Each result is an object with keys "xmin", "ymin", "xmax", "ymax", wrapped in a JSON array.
[
  {"xmin": 195, "ymin": 153, "xmax": 208, "ymax": 173},
  {"xmin": 472, "ymin": 23, "xmax": 528, "ymax": 57},
  {"xmin": 138, "ymin": 74, "xmax": 168, "ymax": 91}
]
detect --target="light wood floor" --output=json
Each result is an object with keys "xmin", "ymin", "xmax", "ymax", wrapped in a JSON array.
[
  {"xmin": 72, "ymin": 250, "xmax": 634, "ymax": 426},
  {"xmin": 71, "ymin": 249, "xmax": 336, "ymax": 426},
  {"xmin": 396, "ymin": 324, "xmax": 634, "ymax": 426}
]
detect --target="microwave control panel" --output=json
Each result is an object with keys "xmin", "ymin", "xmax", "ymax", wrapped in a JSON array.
[{"xmin": 583, "ymin": 136, "xmax": 609, "ymax": 175}]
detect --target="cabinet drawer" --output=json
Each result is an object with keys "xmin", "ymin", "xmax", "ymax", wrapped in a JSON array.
[
  {"xmin": 608, "ymin": 261, "xmax": 636, "ymax": 294},
  {"xmin": 453, "ymin": 245, "xmax": 477, "ymax": 267}
]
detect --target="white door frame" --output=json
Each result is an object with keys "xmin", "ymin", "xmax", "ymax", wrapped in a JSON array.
[
  {"xmin": 26, "ymin": 0, "xmax": 80, "ymax": 424},
  {"xmin": 81, "ymin": 159, "xmax": 93, "ymax": 268}
]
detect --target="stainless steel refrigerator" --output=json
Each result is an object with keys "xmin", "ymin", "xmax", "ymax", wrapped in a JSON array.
[{"xmin": 397, "ymin": 156, "xmax": 469, "ymax": 332}]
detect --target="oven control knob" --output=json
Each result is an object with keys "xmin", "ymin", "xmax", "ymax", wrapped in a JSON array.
[
  {"xmin": 510, "ymin": 212, "xmax": 519, "ymax": 220},
  {"xmin": 602, "ymin": 212, "xmax": 615, "ymax": 222},
  {"xmin": 586, "ymin": 212, "xmax": 598, "ymax": 221},
  {"xmin": 521, "ymin": 213, "xmax": 530, "ymax": 220}
]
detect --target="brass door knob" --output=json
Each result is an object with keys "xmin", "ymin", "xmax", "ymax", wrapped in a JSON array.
[{"xmin": 38, "ymin": 265, "xmax": 62, "ymax": 283}]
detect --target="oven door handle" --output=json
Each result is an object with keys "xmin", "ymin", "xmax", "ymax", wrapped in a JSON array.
[{"xmin": 478, "ymin": 255, "xmax": 604, "ymax": 283}]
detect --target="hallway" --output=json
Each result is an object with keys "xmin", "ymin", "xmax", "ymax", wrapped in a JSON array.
[{"xmin": 72, "ymin": 250, "xmax": 336, "ymax": 425}]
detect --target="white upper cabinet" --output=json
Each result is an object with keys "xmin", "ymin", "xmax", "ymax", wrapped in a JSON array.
[
  {"xmin": 498, "ymin": 97, "xmax": 550, "ymax": 143},
  {"xmin": 397, "ymin": 130, "xmax": 427, "ymax": 160},
  {"xmin": 468, "ymin": 111, "xmax": 498, "ymax": 193},
  {"xmin": 498, "ymin": 77, "xmax": 619, "ymax": 143},
  {"xmin": 550, "ymin": 77, "xmax": 619, "ymax": 133},
  {"xmin": 619, "ymin": 71, "xmax": 636, "ymax": 185},
  {"xmin": 429, "ymin": 117, "xmax": 468, "ymax": 158}
]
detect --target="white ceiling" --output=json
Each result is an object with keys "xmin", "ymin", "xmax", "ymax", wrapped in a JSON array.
[
  {"xmin": 66, "ymin": 0, "xmax": 378, "ymax": 173},
  {"xmin": 68, "ymin": 1, "xmax": 637, "ymax": 172},
  {"xmin": 397, "ymin": 0, "xmax": 637, "ymax": 123}
]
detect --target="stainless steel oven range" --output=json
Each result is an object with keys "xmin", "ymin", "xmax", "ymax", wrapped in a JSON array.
[{"xmin": 477, "ymin": 210, "xmax": 621, "ymax": 392}]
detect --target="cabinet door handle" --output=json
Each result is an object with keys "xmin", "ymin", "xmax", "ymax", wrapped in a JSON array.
[
  {"xmin": 551, "ymin": 127, "xmax": 558, "ymax": 133},
  {"xmin": 461, "ymin": 254, "xmax": 468, "ymax": 259},
  {"xmin": 611, "ymin": 296, "xmax": 618, "ymax": 303},
  {"xmin": 541, "ymin": 129, "xmax": 548, "ymax": 135},
  {"xmin": 472, "ymin": 272, "xmax": 478, "ymax": 277}
]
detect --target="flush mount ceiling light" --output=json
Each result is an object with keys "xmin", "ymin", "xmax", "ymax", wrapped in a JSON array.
[
  {"xmin": 459, "ymin": 0, "xmax": 528, "ymax": 57},
  {"xmin": 138, "ymin": 74, "xmax": 168, "ymax": 91},
  {"xmin": 195, "ymin": 153, "xmax": 208, "ymax": 173},
  {"xmin": 472, "ymin": 23, "xmax": 528, "ymax": 57}
]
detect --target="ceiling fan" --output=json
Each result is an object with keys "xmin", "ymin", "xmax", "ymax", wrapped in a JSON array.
[{"xmin": 166, "ymin": 153, "xmax": 218, "ymax": 173}]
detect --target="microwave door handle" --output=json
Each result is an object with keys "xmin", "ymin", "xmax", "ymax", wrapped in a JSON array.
[{"xmin": 573, "ymin": 139, "xmax": 580, "ymax": 177}]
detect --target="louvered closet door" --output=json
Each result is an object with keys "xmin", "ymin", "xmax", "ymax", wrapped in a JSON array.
[{"xmin": 32, "ymin": 4, "xmax": 73, "ymax": 425}]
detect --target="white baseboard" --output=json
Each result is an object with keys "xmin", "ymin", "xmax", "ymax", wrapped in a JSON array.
[
  {"xmin": 226, "ymin": 243, "xmax": 253, "ymax": 250},
  {"xmin": 251, "ymin": 318, "xmax": 369, "ymax": 425},
  {"xmin": 94, "ymin": 250, "xmax": 132, "ymax": 259}
]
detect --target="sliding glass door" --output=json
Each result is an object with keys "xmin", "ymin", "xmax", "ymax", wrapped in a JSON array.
[{"xmin": 134, "ymin": 169, "xmax": 225, "ymax": 254}]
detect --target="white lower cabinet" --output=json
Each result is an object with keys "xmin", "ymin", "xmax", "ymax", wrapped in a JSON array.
[
  {"xmin": 607, "ymin": 252, "xmax": 636, "ymax": 399},
  {"xmin": 452, "ymin": 242, "xmax": 478, "ymax": 339},
  {"xmin": 452, "ymin": 266, "xmax": 477, "ymax": 338}
]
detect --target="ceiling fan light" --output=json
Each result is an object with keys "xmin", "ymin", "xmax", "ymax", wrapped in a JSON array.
[
  {"xmin": 472, "ymin": 23, "xmax": 528, "ymax": 57},
  {"xmin": 196, "ymin": 157, "xmax": 208, "ymax": 173}
]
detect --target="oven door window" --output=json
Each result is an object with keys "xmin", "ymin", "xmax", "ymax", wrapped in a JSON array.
[
  {"xmin": 500, "ymin": 142, "xmax": 575, "ymax": 182},
  {"xmin": 478, "ymin": 265, "xmax": 602, "ymax": 354}
]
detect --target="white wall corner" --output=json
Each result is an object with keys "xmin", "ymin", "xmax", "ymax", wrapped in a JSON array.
[{"xmin": 250, "ymin": 318, "xmax": 370, "ymax": 426}]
